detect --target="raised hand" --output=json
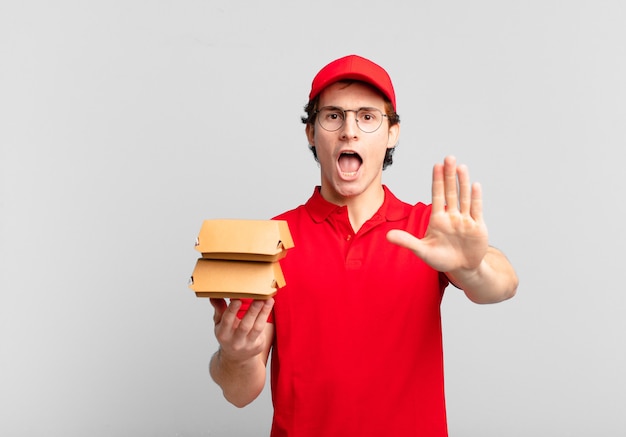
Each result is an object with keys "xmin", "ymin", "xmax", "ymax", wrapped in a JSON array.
[{"xmin": 387, "ymin": 156, "xmax": 489, "ymax": 275}]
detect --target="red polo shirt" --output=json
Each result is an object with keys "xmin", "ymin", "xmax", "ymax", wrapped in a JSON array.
[{"xmin": 248, "ymin": 186, "xmax": 449, "ymax": 436}]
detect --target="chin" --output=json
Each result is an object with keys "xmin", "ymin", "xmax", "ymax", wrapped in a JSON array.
[{"xmin": 331, "ymin": 181, "xmax": 366, "ymax": 198}]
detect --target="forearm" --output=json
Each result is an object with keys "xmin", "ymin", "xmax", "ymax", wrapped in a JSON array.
[
  {"xmin": 209, "ymin": 347, "xmax": 268, "ymax": 408},
  {"xmin": 447, "ymin": 246, "xmax": 518, "ymax": 304}
]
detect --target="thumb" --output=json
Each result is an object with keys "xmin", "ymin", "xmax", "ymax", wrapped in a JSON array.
[{"xmin": 386, "ymin": 229, "xmax": 427, "ymax": 257}]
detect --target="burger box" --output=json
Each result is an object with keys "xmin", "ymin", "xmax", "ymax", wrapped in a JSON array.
[
  {"xmin": 189, "ymin": 258, "xmax": 285, "ymax": 299},
  {"xmin": 189, "ymin": 219, "xmax": 293, "ymax": 299},
  {"xmin": 194, "ymin": 219, "xmax": 294, "ymax": 262}
]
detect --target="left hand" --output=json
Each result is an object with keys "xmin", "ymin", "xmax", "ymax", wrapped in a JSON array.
[{"xmin": 387, "ymin": 156, "xmax": 489, "ymax": 274}]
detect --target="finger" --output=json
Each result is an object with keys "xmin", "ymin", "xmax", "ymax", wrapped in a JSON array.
[
  {"xmin": 247, "ymin": 298, "xmax": 274, "ymax": 341},
  {"xmin": 387, "ymin": 229, "xmax": 425, "ymax": 257},
  {"xmin": 431, "ymin": 163, "xmax": 445, "ymax": 214},
  {"xmin": 232, "ymin": 300, "xmax": 267, "ymax": 342},
  {"xmin": 210, "ymin": 298, "xmax": 228, "ymax": 324},
  {"xmin": 218, "ymin": 299, "xmax": 242, "ymax": 330},
  {"xmin": 457, "ymin": 163, "xmax": 471, "ymax": 215},
  {"xmin": 443, "ymin": 156, "xmax": 459, "ymax": 213},
  {"xmin": 470, "ymin": 181, "xmax": 484, "ymax": 222}
]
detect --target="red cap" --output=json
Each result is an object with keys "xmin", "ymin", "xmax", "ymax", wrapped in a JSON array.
[{"xmin": 308, "ymin": 54, "xmax": 396, "ymax": 111}]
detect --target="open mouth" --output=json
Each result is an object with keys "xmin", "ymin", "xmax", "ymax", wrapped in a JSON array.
[{"xmin": 338, "ymin": 152, "xmax": 363, "ymax": 177}]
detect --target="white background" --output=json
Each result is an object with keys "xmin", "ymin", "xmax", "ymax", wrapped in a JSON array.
[{"xmin": 1, "ymin": 1, "xmax": 625, "ymax": 435}]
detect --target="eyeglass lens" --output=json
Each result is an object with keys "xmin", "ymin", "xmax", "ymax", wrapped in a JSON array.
[{"xmin": 317, "ymin": 107, "xmax": 386, "ymax": 133}]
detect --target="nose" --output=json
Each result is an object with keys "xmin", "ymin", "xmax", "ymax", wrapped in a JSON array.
[{"xmin": 339, "ymin": 110, "xmax": 359, "ymax": 139}]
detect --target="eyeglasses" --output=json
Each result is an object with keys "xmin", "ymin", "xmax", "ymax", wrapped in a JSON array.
[{"xmin": 314, "ymin": 106, "xmax": 388, "ymax": 133}]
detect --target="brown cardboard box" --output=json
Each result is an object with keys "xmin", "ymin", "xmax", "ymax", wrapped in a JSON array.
[
  {"xmin": 189, "ymin": 258, "xmax": 285, "ymax": 299},
  {"xmin": 195, "ymin": 219, "xmax": 294, "ymax": 262},
  {"xmin": 189, "ymin": 219, "xmax": 293, "ymax": 299}
]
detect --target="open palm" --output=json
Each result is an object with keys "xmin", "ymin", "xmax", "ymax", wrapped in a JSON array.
[{"xmin": 387, "ymin": 156, "xmax": 489, "ymax": 274}]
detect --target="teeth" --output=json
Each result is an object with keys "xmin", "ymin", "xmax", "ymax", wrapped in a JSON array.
[{"xmin": 338, "ymin": 151, "xmax": 361, "ymax": 178}]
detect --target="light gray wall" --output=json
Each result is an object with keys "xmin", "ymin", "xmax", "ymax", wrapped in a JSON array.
[{"xmin": 1, "ymin": 1, "xmax": 625, "ymax": 436}]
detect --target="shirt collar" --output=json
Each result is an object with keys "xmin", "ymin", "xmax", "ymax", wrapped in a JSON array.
[{"xmin": 305, "ymin": 185, "xmax": 412, "ymax": 224}]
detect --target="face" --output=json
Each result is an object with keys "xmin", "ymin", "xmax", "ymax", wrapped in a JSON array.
[{"xmin": 306, "ymin": 81, "xmax": 400, "ymax": 205}]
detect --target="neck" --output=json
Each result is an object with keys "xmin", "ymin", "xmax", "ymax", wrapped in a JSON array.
[{"xmin": 322, "ymin": 184, "xmax": 385, "ymax": 233}]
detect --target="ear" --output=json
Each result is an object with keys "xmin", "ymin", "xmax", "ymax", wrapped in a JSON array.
[
  {"xmin": 305, "ymin": 123, "xmax": 315, "ymax": 146},
  {"xmin": 387, "ymin": 123, "xmax": 400, "ymax": 149}
]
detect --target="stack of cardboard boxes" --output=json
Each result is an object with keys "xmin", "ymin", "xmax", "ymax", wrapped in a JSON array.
[{"xmin": 189, "ymin": 219, "xmax": 294, "ymax": 299}]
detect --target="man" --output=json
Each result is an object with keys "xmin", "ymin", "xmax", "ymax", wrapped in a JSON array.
[{"xmin": 209, "ymin": 54, "xmax": 518, "ymax": 436}]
